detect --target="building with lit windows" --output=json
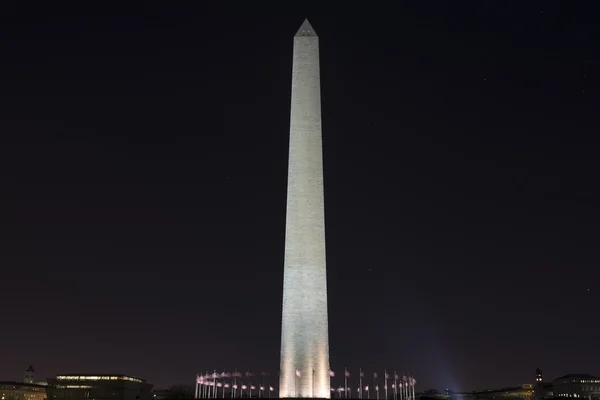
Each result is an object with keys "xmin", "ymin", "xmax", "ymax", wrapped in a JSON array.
[
  {"xmin": 449, "ymin": 384, "xmax": 535, "ymax": 400},
  {"xmin": 446, "ymin": 369, "xmax": 600, "ymax": 400},
  {"xmin": 551, "ymin": 375, "xmax": 600, "ymax": 400},
  {"xmin": 0, "ymin": 382, "xmax": 47, "ymax": 400},
  {"xmin": 46, "ymin": 374, "xmax": 153, "ymax": 400}
]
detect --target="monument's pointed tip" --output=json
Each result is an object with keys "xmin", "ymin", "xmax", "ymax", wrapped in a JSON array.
[{"xmin": 295, "ymin": 19, "xmax": 317, "ymax": 37}]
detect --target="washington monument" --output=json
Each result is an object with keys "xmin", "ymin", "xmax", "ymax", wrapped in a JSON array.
[{"xmin": 279, "ymin": 19, "xmax": 330, "ymax": 398}]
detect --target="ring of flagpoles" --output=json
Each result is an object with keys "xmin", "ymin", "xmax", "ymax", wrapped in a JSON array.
[{"xmin": 194, "ymin": 370, "xmax": 416, "ymax": 399}]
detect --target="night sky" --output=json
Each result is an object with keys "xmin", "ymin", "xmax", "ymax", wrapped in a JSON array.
[{"xmin": 1, "ymin": 3, "xmax": 598, "ymax": 393}]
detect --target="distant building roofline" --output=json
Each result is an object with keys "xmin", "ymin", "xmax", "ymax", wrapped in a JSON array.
[
  {"xmin": 0, "ymin": 381, "xmax": 47, "ymax": 389},
  {"xmin": 554, "ymin": 374, "xmax": 599, "ymax": 381},
  {"xmin": 54, "ymin": 374, "xmax": 146, "ymax": 383}
]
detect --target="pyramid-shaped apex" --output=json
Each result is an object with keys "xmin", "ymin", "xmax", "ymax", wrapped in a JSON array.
[{"xmin": 295, "ymin": 19, "xmax": 317, "ymax": 37}]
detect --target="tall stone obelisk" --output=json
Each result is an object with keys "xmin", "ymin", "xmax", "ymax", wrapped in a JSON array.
[{"xmin": 280, "ymin": 19, "xmax": 330, "ymax": 398}]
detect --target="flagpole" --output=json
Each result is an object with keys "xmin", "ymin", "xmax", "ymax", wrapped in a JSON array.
[
  {"xmin": 394, "ymin": 372, "xmax": 398, "ymax": 400},
  {"xmin": 233, "ymin": 370, "xmax": 237, "ymax": 399},
  {"xmin": 401, "ymin": 374, "xmax": 404, "ymax": 400},
  {"xmin": 344, "ymin": 368, "xmax": 348, "ymax": 399},
  {"xmin": 313, "ymin": 369, "xmax": 315, "ymax": 398},
  {"xmin": 359, "ymin": 369, "xmax": 363, "ymax": 400},
  {"xmin": 205, "ymin": 372, "xmax": 209, "ymax": 399},
  {"xmin": 399, "ymin": 374, "xmax": 403, "ymax": 400},
  {"xmin": 374, "ymin": 373, "xmax": 378, "ymax": 400},
  {"xmin": 214, "ymin": 378, "xmax": 217, "ymax": 400},
  {"xmin": 385, "ymin": 370, "xmax": 388, "ymax": 400}
]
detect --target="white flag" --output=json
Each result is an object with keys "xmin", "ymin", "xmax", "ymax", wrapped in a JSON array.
[{"xmin": 296, "ymin": 370, "xmax": 301, "ymax": 377}]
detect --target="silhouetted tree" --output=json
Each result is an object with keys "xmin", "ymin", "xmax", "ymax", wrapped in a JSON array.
[{"xmin": 167, "ymin": 384, "xmax": 195, "ymax": 399}]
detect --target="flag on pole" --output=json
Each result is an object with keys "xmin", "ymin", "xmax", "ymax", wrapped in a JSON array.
[
  {"xmin": 376, "ymin": 386, "xmax": 379, "ymax": 391},
  {"xmin": 224, "ymin": 384, "xmax": 230, "ymax": 388},
  {"xmin": 241, "ymin": 386, "xmax": 247, "ymax": 390},
  {"xmin": 374, "ymin": 373, "xmax": 378, "ymax": 379},
  {"xmin": 250, "ymin": 386, "xmax": 256, "ymax": 390},
  {"xmin": 365, "ymin": 386, "xmax": 369, "ymax": 391},
  {"xmin": 385, "ymin": 373, "xmax": 390, "ymax": 379},
  {"xmin": 233, "ymin": 385, "xmax": 238, "ymax": 390},
  {"xmin": 260, "ymin": 386, "xmax": 264, "ymax": 391},
  {"xmin": 269, "ymin": 387, "xmax": 274, "ymax": 391},
  {"xmin": 360, "ymin": 371, "xmax": 365, "ymax": 378},
  {"xmin": 345, "ymin": 370, "xmax": 351, "ymax": 377},
  {"xmin": 330, "ymin": 370, "xmax": 336, "ymax": 377},
  {"xmin": 296, "ymin": 370, "xmax": 301, "ymax": 377},
  {"xmin": 217, "ymin": 383, "xmax": 223, "ymax": 388},
  {"xmin": 395, "ymin": 373, "xmax": 399, "ymax": 380}
]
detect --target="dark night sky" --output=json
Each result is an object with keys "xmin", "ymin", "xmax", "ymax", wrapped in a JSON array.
[{"xmin": 1, "ymin": 2, "xmax": 599, "ymax": 392}]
